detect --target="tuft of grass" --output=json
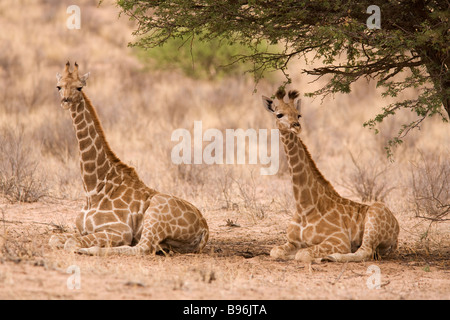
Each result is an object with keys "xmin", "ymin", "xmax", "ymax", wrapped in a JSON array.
[
  {"xmin": 0, "ymin": 211, "xmax": 45, "ymax": 264},
  {"xmin": 410, "ymin": 150, "xmax": 450, "ymax": 222},
  {"xmin": 231, "ymin": 170, "xmax": 268, "ymax": 221}
]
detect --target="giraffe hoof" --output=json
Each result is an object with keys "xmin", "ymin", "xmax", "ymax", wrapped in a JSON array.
[
  {"xmin": 77, "ymin": 246, "xmax": 101, "ymax": 256},
  {"xmin": 64, "ymin": 238, "xmax": 81, "ymax": 252},
  {"xmin": 321, "ymin": 255, "xmax": 337, "ymax": 262},
  {"xmin": 294, "ymin": 250, "xmax": 314, "ymax": 263},
  {"xmin": 270, "ymin": 247, "xmax": 288, "ymax": 260},
  {"xmin": 76, "ymin": 248, "xmax": 89, "ymax": 255}
]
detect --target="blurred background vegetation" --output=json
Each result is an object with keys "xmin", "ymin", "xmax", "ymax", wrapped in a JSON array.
[{"xmin": 135, "ymin": 35, "xmax": 276, "ymax": 81}]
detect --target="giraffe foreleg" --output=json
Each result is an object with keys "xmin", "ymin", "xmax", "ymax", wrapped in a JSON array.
[
  {"xmin": 63, "ymin": 224, "xmax": 133, "ymax": 252},
  {"xmin": 77, "ymin": 243, "xmax": 151, "ymax": 256},
  {"xmin": 49, "ymin": 233, "xmax": 80, "ymax": 249},
  {"xmin": 270, "ymin": 242, "xmax": 299, "ymax": 259},
  {"xmin": 324, "ymin": 247, "xmax": 374, "ymax": 262},
  {"xmin": 270, "ymin": 221, "xmax": 305, "ymax": 259},
  {"xmin": 294, "ymin": 236, "xmax": 351, "ymax": 263},
  {"xmin": 324, "ymin": 236, "xmax": 395, "ymax": 262},
  {"xmin": 76, "ymin": 232, "xmax": 171, "ymax": 256}
]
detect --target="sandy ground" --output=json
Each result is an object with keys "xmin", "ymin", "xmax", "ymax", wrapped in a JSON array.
[{"xmin": 0, "ymin": 198, "xmax": 448, "ymax": 300}]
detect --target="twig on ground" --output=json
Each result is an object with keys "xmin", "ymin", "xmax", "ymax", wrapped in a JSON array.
[{"xmin": 330, "ymin": 262, "xmax": 348, "ymax": 285}]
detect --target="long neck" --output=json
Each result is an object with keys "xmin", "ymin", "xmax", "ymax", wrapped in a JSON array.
[
  {"xmin": 69, "ymin": 92, "xmax": 122, "ymax": 195},
  {"xmin": 279, "ymin": 128, "xmax": 340, "ymax": 212}
]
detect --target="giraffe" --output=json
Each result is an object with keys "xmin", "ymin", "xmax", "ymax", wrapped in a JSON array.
[
  {"xmin": 49, "ymin": 61, "xmax": 209, "ymax": 256},
  {"xmin": 261, "ymin": 87, "xmax": 399, "ymax": 263}
]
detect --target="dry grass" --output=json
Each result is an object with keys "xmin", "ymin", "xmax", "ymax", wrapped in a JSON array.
[
  {"xmin": 0, "ymin": 0, "xmax": 448, "ymax": 300},
  {"xmin": 0, "ymin": 126, "xmax": 48, "ymax": 203},
  {"xmin": 410, "ymin": 150, "xmax": 450, "ymax": 222},
  {"xmin": 338, "ymin": 150, "xmax": 395, "ymax": 203}
]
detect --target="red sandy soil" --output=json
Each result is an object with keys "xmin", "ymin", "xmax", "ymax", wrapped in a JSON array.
[{"xmin": 0, "ymin": 199, "xmax": 449, "ymax": 300}]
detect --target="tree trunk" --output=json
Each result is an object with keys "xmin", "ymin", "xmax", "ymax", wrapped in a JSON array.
[{"xmin": 418, "ymin": 46, "xmax": 450, "ymax": 119}]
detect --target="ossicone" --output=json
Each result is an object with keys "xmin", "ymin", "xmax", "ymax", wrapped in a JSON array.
[
  {"xmin": 288, "ymin": 90, "xmax": 299, "ymax": 101},
  {"xmin": 64, "ymin": 61, "xmax": 71, "ymax": 74},
  {"xmin": 275, "ymin": 87, "xmax": 286, "ymax": 101}
]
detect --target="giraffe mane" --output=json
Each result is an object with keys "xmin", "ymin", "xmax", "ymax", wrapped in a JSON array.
[{"xmin": 297, "ymin": 136, "xmax": 339, "ymax": 196}]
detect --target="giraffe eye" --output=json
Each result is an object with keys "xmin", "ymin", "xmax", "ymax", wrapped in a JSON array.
[
  {"xmin": 76, "ymin": 87, "xmax": 82, "ymax": 91},
  {"xmin": 298, "ymin": 115, "xmax": 302, "ymax": 119},
  {"xmin": 276, "ymin": 113, "xmax": 284, "ymax": 118},
  {"xmin": 56, "ymin": 86, "xmax": 62, "ymax": 91}
]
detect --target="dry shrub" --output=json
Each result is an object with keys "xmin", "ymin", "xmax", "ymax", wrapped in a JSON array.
[
  {"xmin": 410, "ymin": 150, "xmax": 450, "ymax": 222},
  {"xmin": 0, "ymin": 227, "xmax": 44, "ymax": 263},
  {"xmin": 0, "ymin": 125, "xmax": 48, "ymax": 203},
  {"xmin": 225, "ymin": 169, "xmax": 269, "ymax": 221},
  {"xmin": 216, "ymin": 167, "xmax": 236, "ymax": 210},
  {"xmin": 339, "ymin": 150, "xmax": 395, "ymax": 203}
]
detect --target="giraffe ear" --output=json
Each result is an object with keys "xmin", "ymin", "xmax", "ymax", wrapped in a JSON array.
[
  {"xmin": 56, "ymin": 72, "xmax": 62, "ymax": 82},
  {"xmin": 295, "ymin": 99, "xmax": 302, "ymax": 113},
  {"xmin": 79, "ymin": 72, "xmax": 90, "ymax": 86},
  {"xmin": 262, "ymin": 96, "xmax": 275, "ymax": 113}
]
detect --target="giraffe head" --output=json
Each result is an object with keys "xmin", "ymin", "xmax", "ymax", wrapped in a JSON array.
[
  {"xmin": 262, "ymin": 87, "xmax": 302, "ymax": 134},
  {"xmin": 56, "ymin": 61, "xmax": 90, "ymax": 110}
]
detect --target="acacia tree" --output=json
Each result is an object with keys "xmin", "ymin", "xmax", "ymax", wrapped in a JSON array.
[{"xmin": 115, "ymin": 0, "xmax": 449, "ymax": 153}]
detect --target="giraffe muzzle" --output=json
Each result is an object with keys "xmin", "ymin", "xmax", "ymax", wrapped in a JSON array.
[
  {"xmin": 290, "ymin": 122, "xmax": 302, "ymax": 134},
  {"xmin": 61, "ymin": 97, "xmax": 72, "ymax": 109}
]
